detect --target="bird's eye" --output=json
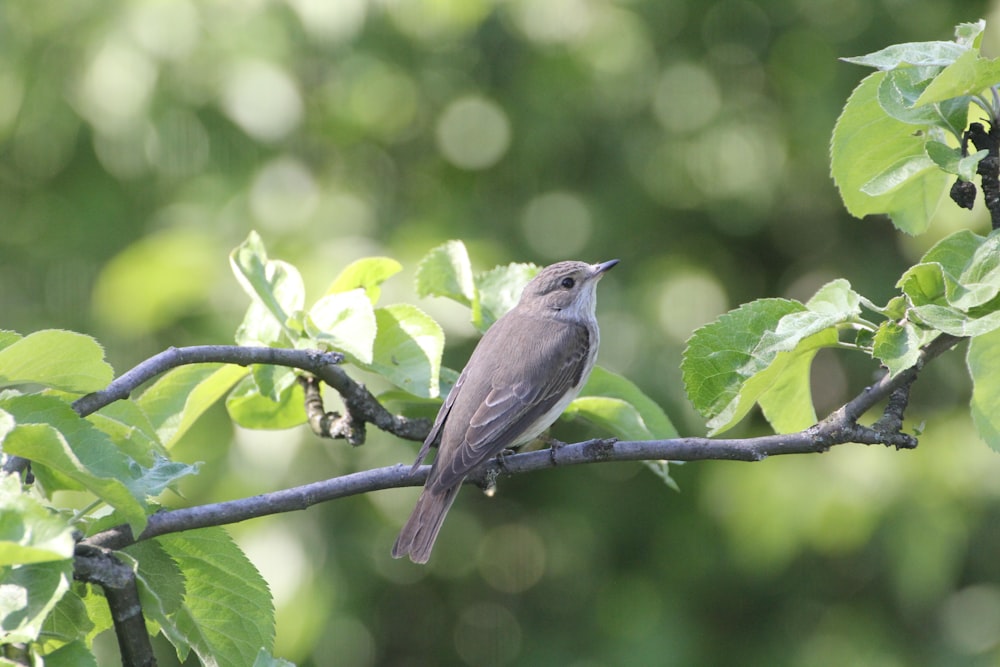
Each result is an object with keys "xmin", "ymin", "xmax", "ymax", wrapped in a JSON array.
[{"xmin": 560, "ymin": 277, "xmax": 575, "ymax": 289}]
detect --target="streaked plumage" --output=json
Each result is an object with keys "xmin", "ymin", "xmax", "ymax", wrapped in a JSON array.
[{"xmin": 392, "ymin": 259, "xmax": 618, "ymax": 563}]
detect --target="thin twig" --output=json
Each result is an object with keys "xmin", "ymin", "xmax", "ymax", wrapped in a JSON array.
[{"xmin": 299, "ymin": 375, "xmax": 366, "ymax": 445}]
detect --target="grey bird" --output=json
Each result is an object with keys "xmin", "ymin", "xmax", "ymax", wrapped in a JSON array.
[{"xmin": 392, "ymin": 259, "xmax": 619, "ymax": 563}]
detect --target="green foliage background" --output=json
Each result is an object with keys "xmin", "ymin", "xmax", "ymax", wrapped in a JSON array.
[{"xmin": 4, "ymin": 0, "xmax": 1000, "ymax": 664}]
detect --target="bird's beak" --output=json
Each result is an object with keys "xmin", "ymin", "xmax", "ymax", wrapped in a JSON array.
[{"xmin": 593, "ymin": 259, "xmax": 620, "ymax": 276}]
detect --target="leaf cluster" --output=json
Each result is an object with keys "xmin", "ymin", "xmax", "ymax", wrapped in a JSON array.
[
  {"xmin": 831, "ymin": 20, "xmax": 1000, "ymax": 233},
  {"xmin": 683, "ymin": 18, "xmax": 1000, "ymax": 451}
]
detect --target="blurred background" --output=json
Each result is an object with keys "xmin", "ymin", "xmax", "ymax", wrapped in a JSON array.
[{"xmin": 4, "ymin": 0, "xmax": 1000, "ymax": 664}]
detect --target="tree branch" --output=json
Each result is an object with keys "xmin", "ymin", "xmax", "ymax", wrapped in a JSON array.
[
  {"xmin": 71, "ymin": 345, "xmax": 346, "ymax": 417},
  {"xmin": 81, "ymin": 332, "xmax": 962, "ymax": 553},
  {"xmin": 74, "ymin": 544, "xmax": 156, "ymax": 667},
  {"xmin": 2, "ymin": 345, "xmax": 427, "ymax": 476}
]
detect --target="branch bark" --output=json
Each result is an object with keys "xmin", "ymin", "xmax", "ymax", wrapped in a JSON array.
[{"xmin": 74, "ymin": 544, "xmax": 156, "ymax": 667}]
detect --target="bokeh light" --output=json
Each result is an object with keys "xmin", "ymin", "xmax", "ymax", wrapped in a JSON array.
[
  {"xmin": 521, "ymin": 190, "xmax": 593, "ymax": 258},
  {"xmin": 220, "ymin": 59, "xmax": 303, "ymax": 142},
  {"xmin": 435, "ymin": 96, "xmax": 511, "ymax": 170}
]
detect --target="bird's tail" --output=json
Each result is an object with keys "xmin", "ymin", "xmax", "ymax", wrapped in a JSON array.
[{"xmin": 392, "ymin": 484, "xmax": 460, "ymax": 564}]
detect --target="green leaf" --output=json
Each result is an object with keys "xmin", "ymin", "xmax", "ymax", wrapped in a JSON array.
[
  {"xmin": 86, "ymin": 399, "xmax": 167, "ymax": 465},
  {"xmin": 0, "ymin": 474, "xmax": 75, "ymax": 566},
  {"xmin": 304, "ymin": 289, "xmax": 377, "ymax": 364},
  {"xmin": 876, "ymin": 66, "xmax": 947, "ymax": 126},
  {"xmin": 0, "ymin": 559, "xmax": 72, "ymax": 643},
  {"xmin": 562, "ymin": 397, "xmax": 659, "ymax": 445},
  {"xmin": 916, "ymin": 47, "xmax": 1000, "ymax": 106},
  {"xmin": 0, "ymin": 330, "xmax": 113, "ymax": 394},
  {"xmin": 909, "ymin": 304, "xmax": 1000, "ymax": 337},
  {"xmin": 39, "ymin": 589, "xmax": 95, "ymax": 654},
  {"xmin": 756, "ymin": 339, "xmax": 823, "ymax": 433},
  {"xmin": 157, "ymin": 528, "xmax": 274, "ymax": 667},
  {"xmin": 572, "ymin": 366, "xmax": 677, "ymax": 439},
  {"xmin": 860, "ymin": 154, "xmax": 937, "ymax": 197},
  {"xmin": 225, "ymin": 375, "xmax": 306, "ymax": 429},
  {"xmin": 132, "ymin": 454, "xmax": 200, "ymax": 500},
  {"xmin": 78, "ymin": 583, "xmax": 114, "ymax": 644},
  {"xmin": 872, "ymin": 321, "xmax": 923, "ymax": 376},
  {"xmin": 472, "ymin": 263, "xmax": 538, "ymax": 331},
  {"xmin": 231, "ymin": 231, "xmax": 305, "ymax": 346},
  {"xmin": 841, "ymin": 40, "xmax": 968, "ymax": 70},
  {"xmin": 250, "ymin": 364, "xmax": 297, "ymax": 403},
  {"xmin": 873, "ymin": 65, "xmax": 972, "ymax": 138},
  {"xmin": 684, "ymin": 299, "xmax": 803, "ymax": 426},
  {"xmin": 40, "ymin": 641, "xmax": 98, "ymax": 667},
  {"xmin": 138, "ymin": 364, "xmax": 248, "ymax": 448},
  {"xmin": 415, "ymin": 240, "xmax": 476, "ymax": 306},
  {"xmin": 878, "ymin": 67, "xmax": 971, "ymax": 139},
  {"xmin": 119, "ymin": 540, "xmax": 185, "ymax": 648},
  {"xmin": 831, "ymin": 71, "xmax": 950, "ymax": 234},
  {"xmin": 968, "ymin": 327, "xmax": 1000, "ymax": 451},
  {"xmin": 899, "ymin": 230, "xmax": 1000, "ymax": 324},
  {"xmin": 0, "ymin": 395, "xmax": 149, "ymax": 533},
  {"xmin": 682, "ymin": 288, "xmax": 856, "ymax": 435},
  {"xmin": 365, "ymin": 304, "xmax": 445, "ymax": 398},
  {"xmin": 921, "ymin": 229, "xmax": 986, "ymax": 273},
  {"xmin": 805, "ymin": 278, "xmax": 862, "ymax": 316},
  {"xmin": 926, "ymin": 141, "xmax": 987, "ymax": 181},
  {"xmin": 326, "ymin": 256, "xmax": 403, "ymax": 304}
]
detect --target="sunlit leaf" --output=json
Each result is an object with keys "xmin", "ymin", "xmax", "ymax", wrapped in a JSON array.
[
  {"xmin": 683, "ymin": 285, "xmax": 858, "ymax": 435},
  {"xmin": 0, "ymin": 330, "xmax": 113, "ymax": 394},
  {"xmin": 305, "ymin": 288, "xmax": 377, "ymax": 364},
  {"xmin": 250, "ymin": 364, "xmax": 297, "ymax": 403},
  {"xmin": 0, "ymin": 474, "xmax": 75, "ymax": 566},
  {"xmin": 366, "ymin": 304, "xmax": 444, "ymax": 398},
  {"xmin": 564, "ymin": 397, "xmax": 652, "ymax": 441},
  {"xmin": 925, "ymin": 141, "xmax": 987, "ymax": 181},
  {"xmin": 0, "ymin": 395, "xmax": 149, "ymax": 533},
  {"xmin": 872, "ymin": 321, "xmax": 923, "ymax": 376},
  {"xmin": 916, "ymin": 48, "xmax": 1000, "ymax": 106},
  {"xmin": 86, "ymin": 398, "xmax": 166, "ymax": 465},
  {"xmin": 138, "ymin": 364, "xmax": 248, "ymax": 448},
  {"xmin": 0, "ymin": 559, "xmax": 72, "ymax": 644},
  {"xmin": 40, "ymin": 641, "xmax": 98, "ymax": 667},
  {"xmin": 39, "ymin": 589, "xmax": 95, "ymax": 655},
  {"xmin": 415, "ymin": 240, "xmax": 476, "ymax": 306},
  {"xmin": 831, "ymin": 72, "xmax": 950, "ymax": 234},
  {"xmin": 121, "ymin": 540, "xmax": 185, "ymax": 646},
  {"xmin": 225, "ymin": 375, "xmax": 306, "ymax": 429},
  {"xmin": 573, "ymin": 365, "xmax": 677, "ymax": 439},
  {"xmin": 472, "ymin": 262, "xmax": 538, "ymax": 331},
  {"xmin": 841, "ymin": 40, "xmax": 968, "ymax": 70},
  {"xmin": 860, "ymin": 155, "xmax": 937, "ymax": 197},
  {"xmin": 756, "ymin": 342, "xmax": 822, "ymax": 433},
  {"xmin": 231, "ymin": 231, "xmax": 305, "ymax": 345},
  {"xmin": 157, "ymin": 528, "xmax": 274, "ymax": 667},
  {"xmin": 326, "ymin": 256, "xmax": 403, "ymax": 304}
]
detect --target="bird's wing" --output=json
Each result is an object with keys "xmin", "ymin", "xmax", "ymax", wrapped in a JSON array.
[
  {"xmin": 411, "ymin": 364, "xmax": 467, "ymax": 470},
  {"xmin": 432, "ymin": 316, "xmax": 592, "ymax": 488}
]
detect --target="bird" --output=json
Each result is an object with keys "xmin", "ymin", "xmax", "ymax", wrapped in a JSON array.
[{"xmin": 392, "ymin": 258, "xmax": 619, "ymax": 563}]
